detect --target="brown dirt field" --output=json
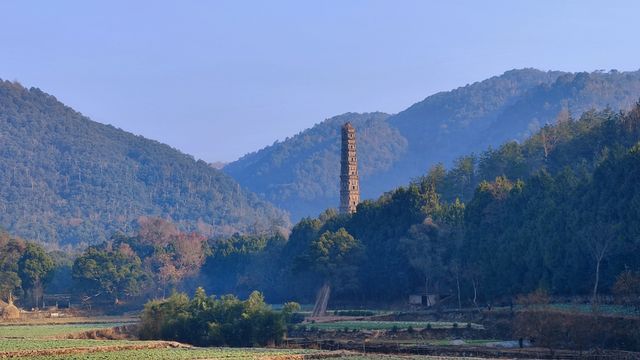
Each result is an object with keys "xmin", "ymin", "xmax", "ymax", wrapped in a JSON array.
[
  {"xmin": 0, "ymin": 340, "xmax": 187, "ymax": 358},
  {"xmin": 62, "ymin": 325, "xmax": 137, "ymax": 340}
]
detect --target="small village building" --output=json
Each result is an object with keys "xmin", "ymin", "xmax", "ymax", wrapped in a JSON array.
[{"xmin": 408, "ymin": 294, "xmax": 439, "ymax": 307}]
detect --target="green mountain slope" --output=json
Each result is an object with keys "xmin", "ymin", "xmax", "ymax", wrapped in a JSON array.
[
  {"xmin": 0, "ymin": 80, "xmax": 289, "ymax": 247},
  {"xmin": 224, "ymin": 112, "xmax": 407, "ymax": 218},
  {"xmin": 225, "ymin": 69, "xmax": 640, "ymax": 220},
  {"xmin": 206, "ymin": 104, "xmax": 640, "ymax": 305}
]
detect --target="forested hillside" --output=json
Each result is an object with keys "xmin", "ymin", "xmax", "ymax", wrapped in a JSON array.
[
  {"xmin": 0, "ymin": 80, "xmax": 288, "ymax": 248},
  {"xmin": 224, "ymin": 112, "xmax": 406, "ymax": 218},
  {"xmin": 204, "ymin": 104, "xmax": 640, "ymax": 305},
  {"xmin": 226, "ymin": 69, "xmax": 640, "ymax": 220}
]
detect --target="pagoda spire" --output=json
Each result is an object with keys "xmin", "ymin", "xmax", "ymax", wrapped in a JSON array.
[{"xmin": 339, "ymin": 122, "xmax": 360, "ymax": 214}]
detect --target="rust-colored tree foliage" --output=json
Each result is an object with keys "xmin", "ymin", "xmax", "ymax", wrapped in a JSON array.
[{"xmin": 135, "ymin": 218, "xmax": 207, "ymax": 297}]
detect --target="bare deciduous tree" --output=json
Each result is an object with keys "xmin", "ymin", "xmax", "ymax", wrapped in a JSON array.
[{"xmin": 585, "ymin": 222, "xmax": 614, "ymax": 305}]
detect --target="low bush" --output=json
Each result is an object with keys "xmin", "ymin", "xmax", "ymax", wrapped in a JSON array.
[
  {"xmin": 407, "ymin": 326, "xmax": 414, "ymax": 334},
  {"xmin": 139, "ymin": 288, "xmax": 290, "ymax": 347}
]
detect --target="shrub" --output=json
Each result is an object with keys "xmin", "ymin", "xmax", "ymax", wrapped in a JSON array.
[
  {"xmin": 613, "ymin": 270, "xmax": 640, "ymax": 314},
  {"xmin": 516, "ymin": 288, "xmax": 550, "ymax": 308},
  {"xmin": 139, "ymin": 288, "xmax": 286, "ymax": 347},
  {"xmin": 288, "ymin": 312, "xmax": 305, "ymax": 324},
  {"xmin": 282, "ymin": 302, "xmax": 302, "ymax": 323}
]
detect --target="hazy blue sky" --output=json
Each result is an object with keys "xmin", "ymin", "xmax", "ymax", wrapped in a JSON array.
[{"xmin": 1, "ymin": 1, "xmax": 639, "ymax": 162}]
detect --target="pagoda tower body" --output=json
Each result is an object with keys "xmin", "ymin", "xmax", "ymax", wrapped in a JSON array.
[{"xmin": 339, "ymin": 122, "xmax": 360, "ymax": 214}]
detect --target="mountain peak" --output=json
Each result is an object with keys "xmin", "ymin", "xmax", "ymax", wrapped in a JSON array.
[{"xmin": 225, "ymin": 69, "xmax": 640, "ymax": 221}]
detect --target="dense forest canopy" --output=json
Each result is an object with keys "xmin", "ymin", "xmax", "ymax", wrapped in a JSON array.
[
  {"xmin": 226, "ymin": 69, "xmax": 640, "ymax": 220},
  {"xmin": 0, "ymin": 80, "xmax": 289, "ymax": 248},
  {"xmin": 5, "ymin": 103, "xmax": 640, "ymax": 313},
  {"xmin": 207, "ymin": 103, "xmax": 640, "ymax": 306},
  {"xmin": 71, "ymin": 217, "xmax": 210, "ymax": 305},
  {"xmin": 0, "ymin": 231, "xmax": 54, "ymax": 308},
  {"xmin": 4, "ymin": 72, "xmax": 640, "ymax": 313}
]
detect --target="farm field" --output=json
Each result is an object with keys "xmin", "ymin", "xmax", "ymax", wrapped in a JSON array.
[
  {"xmin": 547, "ymin": 303, "xmax": 640, "ymax": 316},
  {"xmin": 7, "ymin": 348, "xmax": 490, "ymax": 360},
  {"xmin": 342, "ymin": 357, "xmax": 496, "ymax": 360},
  {"xmin": 0, "ymin": 320, "xmax": 485, "ymax": 359},
  {"xmin": 0, "ymin": 322, "xmax": 127, "ymax": 338},
  {"xmin": 296, "ymin": 309, "xmax": 389, "ymax": 316},
  {"xmin": 0, "ymin": 316, "xmax": 137, "ymax": 325},
  {"xmin": 372, "ymin": 338, "xmax": 502, "ymax": 346},
  {"xmin": 0, "ymin": 342, "xmax": 486, "ymax": 360},
  {"xmin": 303, "ymin": 321, "xmax": 484, "ymax": 331},
  {"xmin": 4, "ymin": 346, "xmax": 323, "ymax": 359},
  {"xmin": 0, "ymin": 338, "xmax": 140, "ymax": 351}
]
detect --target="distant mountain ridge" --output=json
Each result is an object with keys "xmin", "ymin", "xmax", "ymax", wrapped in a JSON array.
[
  {"xmin": 0, "ymin": 80, "xmax": 289, "ymax": 247},
  {"xmin": 225, "ymin": 68, "xmax": 640, "ymax": 220},
  {"xmin": 225, "ymin": 112, "xmax": 405, "ymax": 218}
]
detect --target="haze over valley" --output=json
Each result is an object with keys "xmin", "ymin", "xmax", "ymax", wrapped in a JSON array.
[{"xmin": 2, "ymin": 2, "xmax": 640, "ymax": 359}]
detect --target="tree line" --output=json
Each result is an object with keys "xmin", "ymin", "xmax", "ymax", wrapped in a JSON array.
[
  {"xmin": 202, "ymin": 103, "xmax": 640, "ymax": 308},
  {"xmin": 4, "ymin": 103, "xmax": 640, "ymax": 312},
  {"xmin": 0, "ymin": 231, "xmax": 55, "ymax": 308}
]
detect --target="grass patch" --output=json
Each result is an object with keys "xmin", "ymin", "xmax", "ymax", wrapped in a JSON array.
[
  {"xmin": 462, "ymin": 339, "xmax": 500, "ymax": 345},
  {"xmin": 547, "ymin": 303, "xmax": 639, "ymax": 316},
  {"xmin": 0, "ymin": 323, "xmax": 124, "ymax": 338},
  {"xmin": 304, "ymin": 321, "xmax": 484, "ymax": 331}
]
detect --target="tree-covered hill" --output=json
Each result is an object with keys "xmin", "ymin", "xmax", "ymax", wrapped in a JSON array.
[
  {"xmin": 204, "ymin": 104, "xmax": 640, "ymax": 306},
  {"xmin": 225, "ymin": 69, "xmax": 640, "ymax": 221},
  {"xmin": 0, "ymin": 80, "xmax": 289, "ymax": 248}
]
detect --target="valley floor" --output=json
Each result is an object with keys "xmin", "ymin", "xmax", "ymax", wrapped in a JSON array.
[
  {"xmin": 1, "ymin": 314, "xmax": 638, "ymax": 359},
  {"xmin": 0, "ymin": 318, "xmax": 480, "ymax": 360}
]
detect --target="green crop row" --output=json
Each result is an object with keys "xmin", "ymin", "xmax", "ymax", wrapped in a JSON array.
[
  {"xmin": 304, "ymin": 321, "xmax": 484, "ymax": 331},
  {"xmin": 0, "ymin": 339, "xmax": 139, "ymax": 351},
  {"xmin": 3, "ymin": 343, "xmax": 479, "ymax": 360}
]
